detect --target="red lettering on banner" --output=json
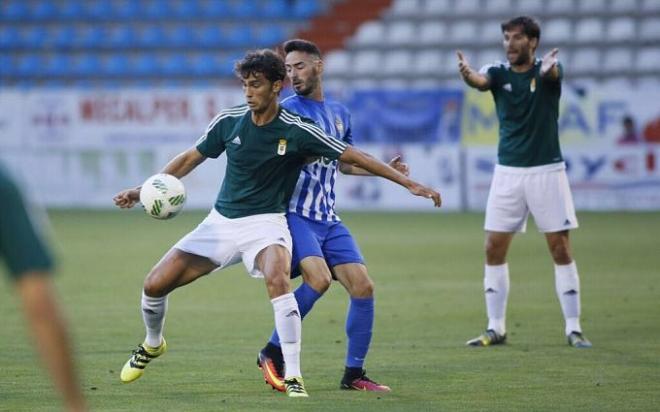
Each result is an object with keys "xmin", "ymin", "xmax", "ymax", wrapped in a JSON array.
[
  {"xmin": 647, "ymin": 151, "xmax": 656, "ymax": 172},
  {"xmin": 80, "ymin": 96, "xmax": 192, "ymax": 124}
]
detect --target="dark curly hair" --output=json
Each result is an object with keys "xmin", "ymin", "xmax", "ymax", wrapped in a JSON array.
[{"xmin": 234, "ymin": 49, "xmax": 286, "ymax": 83}]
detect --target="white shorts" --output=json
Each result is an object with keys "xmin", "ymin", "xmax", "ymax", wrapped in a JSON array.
[
  {"xmin": 173, "ymin": 209, "xmax": 292, "ymax": 278},
  {"xmin": 484, "ymin": 162, "xmax": 579, "ymax": 233}
]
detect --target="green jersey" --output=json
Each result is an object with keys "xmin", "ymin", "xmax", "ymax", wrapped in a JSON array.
[
  {"xmin": 0, "ymin": 163, "xmax": 54, "ymax": 279},
  {"xmin": 196, "ymin": 104, "xmax": 348, "ymax": 218},
  {"xmin": 481, "ymin": 59, "xmax": 564, "ymax": 167}
]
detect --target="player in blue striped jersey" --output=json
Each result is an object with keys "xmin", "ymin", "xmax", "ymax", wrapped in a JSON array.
[{"xmin": 256, "ymin": 39, "xmax": 414, "ymax": 393}]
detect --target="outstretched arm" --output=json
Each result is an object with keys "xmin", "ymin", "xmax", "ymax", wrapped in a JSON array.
[
  {"xmin": 457, "ymin": 50, "xmax": 490, "ymax": 91},
  {"xmin": 339, "ymin": 155, "xmax": 409, "ymax": 176},
  {"xmin": 113, "ymin": 146, "xmax": 206, "ymax": 209},
  {"xmin": 339, "ymin": 146, "xmax": 441, "ymax": 207}
]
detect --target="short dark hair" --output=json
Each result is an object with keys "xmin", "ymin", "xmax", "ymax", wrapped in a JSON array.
[
  {"xmin": 234, "ymin": 49, "xmax": 286, "ymax": 83},
  {"xmin": 283, "ymin": 39, "xmax": 322, "ymax": 59},
  {"xmin": 501, "ymin": 16, "xmax": 541, "ymax": 42}
]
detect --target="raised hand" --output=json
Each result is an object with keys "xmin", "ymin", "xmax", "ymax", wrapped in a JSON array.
[
  {"xmin": 541, "ymin": 48, "xmax": 559, "ymax": 76},
  {"xmin": 113, "ymin": 188, "xmax": 140, "ymax": 209},
  {"xmin": 388, "ymin": 155, "xmax": 409, "ymax": 176},
  {"xmin": 456, "ymin": 50, "xmax": 473, "ymax": 79}
]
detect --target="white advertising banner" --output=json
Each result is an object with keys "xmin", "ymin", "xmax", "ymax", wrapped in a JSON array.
[
  {"xmin": 465, "ymin": 145, "xmax": 660, "ymax": 211},
  {"xmin": 2, "ymin": 87, "xmax": 659, "ymax": 211},
  {"xmin": 334, "ymin": 145, "xmax": 462, "ymax": 212}
]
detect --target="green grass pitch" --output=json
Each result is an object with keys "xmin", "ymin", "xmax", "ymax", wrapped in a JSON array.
[{"xmin": 1, "ymin": 211, "xmax": 659, "ymax": 411}]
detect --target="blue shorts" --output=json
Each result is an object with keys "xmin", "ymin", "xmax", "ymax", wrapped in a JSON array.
[{"xmin": 287, "ymin": 213, "xmax": 365, "ymax": 278}]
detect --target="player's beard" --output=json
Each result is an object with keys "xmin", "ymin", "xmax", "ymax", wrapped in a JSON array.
[
  {"xmin": 508, "ymin": 47, "xmax": 533, "ymax": 67},
  {"xmin": 293, "ymin": 70, "xmax": 320, "ymax": 97}
]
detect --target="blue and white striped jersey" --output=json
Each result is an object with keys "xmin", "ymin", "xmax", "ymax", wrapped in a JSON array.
[{"xmin": 282, "ymin": 94, "xmax": 353, "ymax": 222}]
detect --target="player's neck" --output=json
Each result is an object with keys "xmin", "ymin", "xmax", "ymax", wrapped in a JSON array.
[
  {"xmin": 251, "ymin": 102, "xmax": 279, "ymax": 126},
  {"xmin": 511, "ymin": 55, "xmax": 535, "ymax": 73},
  {"xmin": 301, "ymin": 86, "xmax": 324, "ymax": 102}
]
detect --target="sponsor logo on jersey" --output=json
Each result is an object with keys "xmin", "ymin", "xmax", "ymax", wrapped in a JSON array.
[
  {"xmin": 530, "ymin": 77, "xmax": 536, "ymax": 92},
  {"xmin": 231, "ymin": 135, "xmax": 241, "ymax": 145},
  {"xmin": 503, "ymin": 83, "xmax": 512, "ymax": 92},
  {"xmin": 277, "ymin": 138, "xmax": 287, "ymax": 155},
  {"xmin": 335, "ymin": 117, "xmax": 344, "ymax": 135}
]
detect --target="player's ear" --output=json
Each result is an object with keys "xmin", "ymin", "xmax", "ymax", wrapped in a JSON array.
[
  {"xmin": 316, "ymin": 59, "xmax": 324, "ymax": 75},
  {"xmin": 272, "ymin": 79, "xmax": 283, "ymax": 94},
  {"xmin": 530, "ymin": 37, "xmax": 539, "ymax": 52}
]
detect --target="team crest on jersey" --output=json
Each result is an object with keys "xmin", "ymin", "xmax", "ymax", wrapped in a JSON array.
[
  {"xmin": 277, "ymin": 138, "xmax": 287, "ymax": 155},
  {"xmin": 335, "ymin": 117, "xmax": 344, "ymax": 135},
  {"xmin": 503, "ymin": 83, "xmax": 512, "ymax": 92},
  {"xmin": 530, "ymin": 77, "xmax": 536, "ymax": 92}
]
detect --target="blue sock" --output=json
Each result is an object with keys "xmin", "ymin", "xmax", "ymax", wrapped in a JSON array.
[
  {"xmin": 268, "ymin": 282, "xmax": 322, "ymax": 347},
  {"xmin": 345, "ymin": 296, "xmax": 374, "ymax": 369}
]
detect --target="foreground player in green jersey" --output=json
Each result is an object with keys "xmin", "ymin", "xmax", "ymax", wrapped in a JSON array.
[
  {"xmin": 457, "ymin": 16, "xmax": 591, "ymax": 348},
  {"xmin": 113, "ymin": 49, "xmax": 441, "ymax": 398},
  {"xmin": 0, "ymin": 162, "xmax": 87, "ymax": 412}
]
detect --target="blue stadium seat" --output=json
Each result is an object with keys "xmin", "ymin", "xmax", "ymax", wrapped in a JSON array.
[
  {"xmin": 139, "ymin": 25, "xmax": 167, "ymax": 48},
  {"xmin": 85, "ymin": 0, "xmax": 113, "ymax": 21},
  {"xmin": 74, "ymin": 54, "xmax": 102, "ymax": 76},
  {"xmin": 31, "ymin": 0, "xmax": 58, "ymax": 21},
  {"xmin": 59, "ymin": 0, "xmax": 86, "ymax": 20},
  {"xmin": 103, "ymin": 54, "xmax": 131, "ymax": 76},
  {"xmin": 51, "ymin": 26, "xmax": 76, "ymax": 48},
  {"xmin": 203, "ymin": 0, "xmax": 231, "ymax": 18},
  {"xmin": 255, "ymin": 24, "xmax": 287, "ymax": 47},
  {"xmin": 190, "ymin": 53, "xmax": 218, "ymax": 76},
  {"xmin": 293, "ymin": 1, "xmax": 321, "ymax": 18},
  {"xmin": 17, "ymin": 54, "xmax": 43, "ymax": 77},
  {"xmin": 0, "ymin": 55, "xmax": 15, "ymax": 76},
  {"xmin": 169, "ymin": 25, "xmax": 196, "ymax": 47},
  {"xmin": 113, "ymin": 1, "xmax": 141, "ymax": 20},
  {"xmin": 44, "ymin": 54, "xmax": 72, "ymax": 77},
  {"xmin": 21, "ymin": 26, "xmax": 48, "ymax": 48},
  {"xmin": 133, "ymin": 55, "xmax": 159, "ymax": 76},
  {"xmin": 223, "ymin": 25, "xmax": 252, "ymax": 47},
  {"xmin": 198, "ymin": 25, "xmax": 222, "ymax": 47},
  {"xmin": 230, "ymin": 1, "xmax": 254, "ymax": 18},
  {"xmin": 161, "ymin": 54, "xmax": 189, "ymax": 76},
  {"xmin": 78, "ymin": 26, "xmax": 106, "ymax": 48},
  {"xmin": 3, "ymin": 1, "xmax": 29, "ymax": 22},
  {"xmin": 142, "ymin": 0, "xmax": 173, "ymax": 20},
  {"xmin": 260, "ymin": 0, "xmax": 289, "ymax": 18},
  {"xmin": 170, "ymin": 0, "xmax": 201, "ymax": 18},
  {"xmin": 107, "ymin": 26, "xmax": 136, "ymax": 49},
  {"xmin": 0, "ymin": 26, "xmax": 20, "ymax": 49}
]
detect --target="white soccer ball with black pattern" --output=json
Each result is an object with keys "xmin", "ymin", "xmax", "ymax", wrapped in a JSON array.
[{"xmin": 139, "ymin": 174, "xmax": 186, "ymax": 220}]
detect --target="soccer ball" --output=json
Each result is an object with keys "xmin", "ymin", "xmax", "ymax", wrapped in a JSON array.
[{"xmin": 139, "ymin": 173, "xmax": 186, "ymax": 220}]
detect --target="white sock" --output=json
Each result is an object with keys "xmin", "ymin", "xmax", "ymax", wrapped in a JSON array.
[
  {"xmin": 555, "ymin": 261, "xmax": 582, "ymax": 336},
  {"xmin": 271, "ymin": 293, "xmax": 301, "ymax": 379},
  {"xmin": 141, "ymin": 291, "xmax": 167, "ymax": 348},
  {"xmin": 484, "ymin": 264, "xmax": 509, "ymax": 336}
]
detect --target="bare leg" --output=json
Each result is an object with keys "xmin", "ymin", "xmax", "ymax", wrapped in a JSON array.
[{"xmin": 17, "ymin": 274, "xmax": 87, "ymax": 412}]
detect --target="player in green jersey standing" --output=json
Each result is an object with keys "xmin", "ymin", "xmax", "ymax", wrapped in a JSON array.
[
  {"xmin": 0, "ymin": 162, "xmax": 87, "ymax": 412},
  {"xmin": 113, "ymin": 49, "xmax": 441, "ymax": 397},
  {"xmin": 457, "ymin": 16, "xmax": 591, "ymax": 348}
]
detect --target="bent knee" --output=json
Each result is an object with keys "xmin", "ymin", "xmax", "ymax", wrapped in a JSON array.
[
  {"xmin": 350, "ymin": 277, "xmax": 374, "ymax": 298},
  {"xmin": 143, "ymin": 273, "xmax": 167, "ymax": 297},
  {"xmin": 303, "ymin": 270, "xmax": 332, "ymax": 293}
]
